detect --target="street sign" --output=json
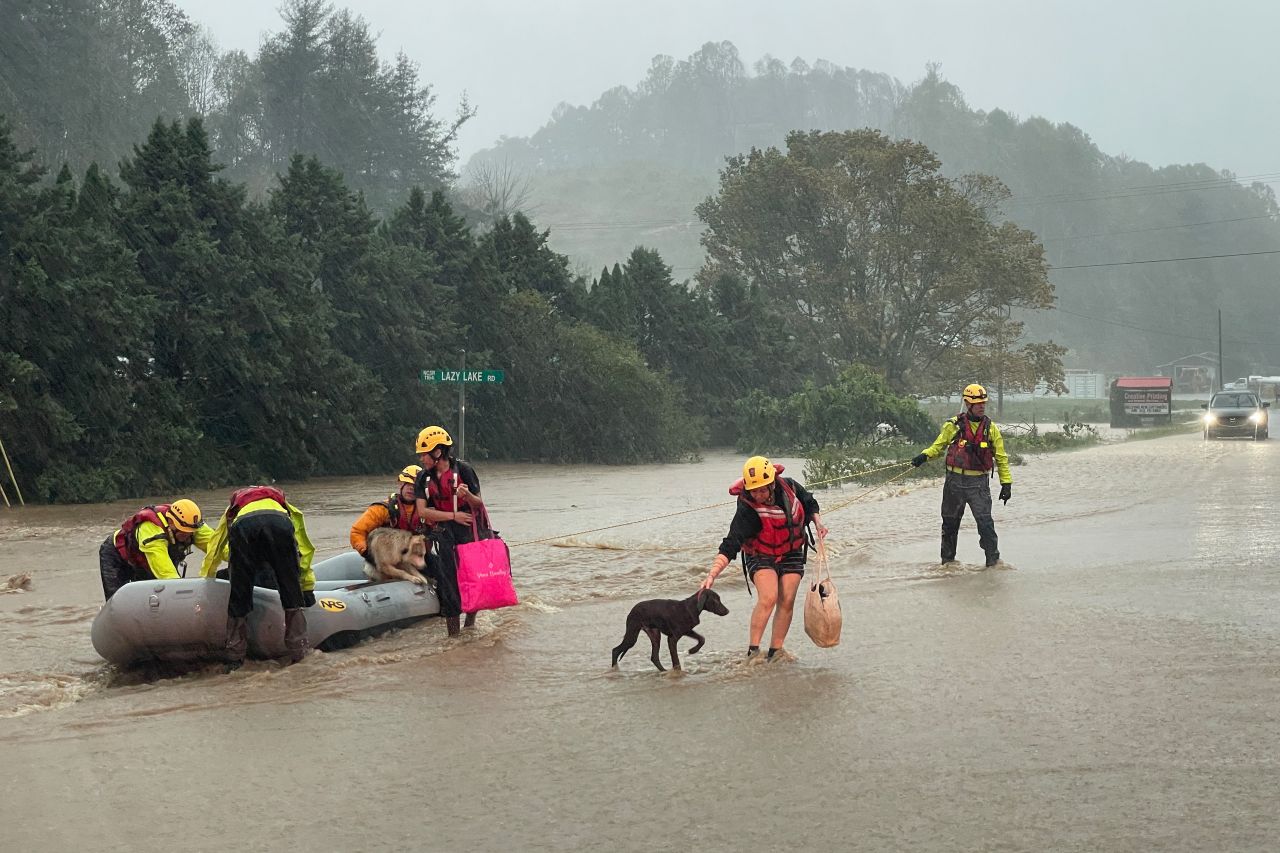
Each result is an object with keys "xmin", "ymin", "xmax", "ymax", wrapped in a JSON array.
[
  {"xmin": 422, "ymin": 352, "xmax": 502, "ymax": 461},
  {"xmin": 419, "ymin": 369, "xmax": 505, "ymax": 384}
]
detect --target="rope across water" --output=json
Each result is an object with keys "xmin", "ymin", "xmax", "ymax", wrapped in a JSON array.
[{"xmin": 506, "ymin": 459, "xmax": 915, "ymax": 548}]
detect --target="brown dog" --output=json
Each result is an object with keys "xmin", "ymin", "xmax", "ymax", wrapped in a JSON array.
[
  {"xmin": 364, "ymin": 528, "xmax": 431, "ymax": 585},
  {"xmin": 611, "ymin": 589, "xmax": 729, "ymax": 671}
]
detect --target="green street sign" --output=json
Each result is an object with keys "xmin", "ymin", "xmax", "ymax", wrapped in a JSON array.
[{"xmin": 420, "ymin": 369, "xmax": 505, "ymax": 384}]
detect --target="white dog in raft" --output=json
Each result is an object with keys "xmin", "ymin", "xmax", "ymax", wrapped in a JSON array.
[{"xmin": 363, "ymin": 528, "xmax": 431, "ymax": 586}]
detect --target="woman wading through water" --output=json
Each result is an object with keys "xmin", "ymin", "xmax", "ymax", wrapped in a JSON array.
[{"xmin": 700, "ymin": 455, "xmax": 826, "ymax": 658}]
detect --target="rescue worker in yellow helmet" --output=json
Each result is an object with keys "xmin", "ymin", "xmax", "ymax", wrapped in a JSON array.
[
  {"xmin": 700, "ymin": 455, "xmax": 827, "ymax": 658},
  {"xmin": 98, "ymin": 499, "xmax": 214, "ymax": 600},
  {"xmin": 201, "ymin": 486, "xmax": 316, "ymax": 668},
  {"xmin": 349, "ymin": 465, "xmax": 430, "ymax": 558},
  {"xmin": 910, "ymin": 383, "xmax": 1011, "ymax": 567},
  {"xmin": 414, "ymin": 425, "xmax": 483, "ymax": 636}
]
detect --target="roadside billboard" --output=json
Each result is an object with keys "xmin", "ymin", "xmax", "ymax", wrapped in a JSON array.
[{"xmin": 1109, "ymin": 377, "xmax": 1174, "ymax": 427}]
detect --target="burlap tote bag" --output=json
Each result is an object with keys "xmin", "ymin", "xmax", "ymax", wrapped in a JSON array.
[{"xmin": 803, "ymin": 539, "xmax": 842, "ymax": 648}]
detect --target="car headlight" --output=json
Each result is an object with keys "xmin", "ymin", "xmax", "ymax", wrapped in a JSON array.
[
  {"xmin": 1204, "ymin": 413, "xmax": 1217, "ymax": 424},
  {"xmin": 1250, "ymin": 411, "xmax": 1264, "ymax": 423}
]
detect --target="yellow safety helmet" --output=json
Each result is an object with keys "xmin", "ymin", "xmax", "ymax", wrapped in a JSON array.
[
  {"xmin": 398, "ymin": 464, "xmax": 422, "ymax": 485},
  {"xmin": 415, "ymin": 425, "xmax": 453, "ymax": 454},
  {"xmin": 962, "ymin": 383, "xmax": 989, "ymax": 404},
  {"xmin": 166, "ymin": 499, "xmax": 202, "ymax": 533},
  {"xmin": 742, "ymin": 455, "xmax": 777, "ymax": 491}
]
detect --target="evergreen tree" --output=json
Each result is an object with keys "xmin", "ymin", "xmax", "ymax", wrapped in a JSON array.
[
  {"xmin": 474, "ymin": 291, "xmax": 702, "ymax": 462},
  {"xmin": 585, "ymin": 261, "xmax": 637, "ymax": 337},
  {"xmin": 117, "ymin": 117, "xmax": 370, "ymax": 481},
  {"xmin": 246, "ymin": 1, "xmax": 468, "ymax": 212},
  {"xmin": 482, "ymin": 212, "xmax": 587, "ymax": 318},
  {"xmin": 379, "ymin": 185, "xmax": 472, "ymax": 374},
  {"xmin": 0, "ymin": 0, "xmax": 194, "ymax": 172},
  {"xmin": 0, "ymin": 117, "xmax": 157, "ymax": 500}
]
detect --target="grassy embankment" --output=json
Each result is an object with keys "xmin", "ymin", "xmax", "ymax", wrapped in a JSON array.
[
  {"xmin": 804, "ymin": 398, "xmax": 1201, "ymax": 490},
  {"xmin": 918, "ymin": 397, "xmax": 1206, "ymax": 426}
]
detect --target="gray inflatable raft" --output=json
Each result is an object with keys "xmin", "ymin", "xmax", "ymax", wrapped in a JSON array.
[{"xmin": 91, "ymin": 551, "xmax": 439, "ymax": 666}]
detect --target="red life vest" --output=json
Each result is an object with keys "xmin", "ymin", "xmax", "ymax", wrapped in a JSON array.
[
  {"xmin": 113, "ymin": 504, "xmax": 174, "ymax": 569},
  {"xmin": 427, "ymin": 464, "xmax": 477, "ymax": 512},
  {"xmin": 945, "ymin": 415, "xmax": 995, "ymax": 472},
  {"xmin": 728, "ymin": 465, "xmax": 808, "ymax": 558},
  {"xmin": 377, "ymin": 496, "xmax": 423, "ymax": 532},
  {"xmin": 427, "ymin": 470, "xmax": 455, "ymax": 512},
  {"xmin": 226, "ymin": 485, "xmax": 288, "ymax": 522}
]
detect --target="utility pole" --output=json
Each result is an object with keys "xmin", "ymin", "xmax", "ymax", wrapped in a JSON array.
[
  {"xmin": 1218, "ymin": 309, "xmax": 1224, "ymax": 390},
  {"xmin": 996, "ymin": 306, "xmax": 1008, "ymax": 416}
]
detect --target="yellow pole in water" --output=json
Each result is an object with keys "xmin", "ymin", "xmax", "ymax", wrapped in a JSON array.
[
  {"xmin": 0, "ymin": 431, "xmax": 23, "ymax": 506},
  {"xmin": 0, "ymin": 477, "xmax": 9, "ymax": 508}
]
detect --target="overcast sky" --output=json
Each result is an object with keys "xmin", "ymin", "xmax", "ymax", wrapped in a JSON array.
[{"xmin": 173, "ymin": 0, "xmax": 1280, "ymax": 178}]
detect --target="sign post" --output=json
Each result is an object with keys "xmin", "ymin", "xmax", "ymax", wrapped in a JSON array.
[
  {"xmin": 419, "ymin": 360, "xmax": 507, "ymax": 460},
  {"xmin": 458, "ymin": 349, "xmax": 466, "ymax": 461}
]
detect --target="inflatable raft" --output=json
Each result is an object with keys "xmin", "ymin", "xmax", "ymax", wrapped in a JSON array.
[{"xmin": 91, "ymin": 551, "xmax": 440, "ymax": 666}]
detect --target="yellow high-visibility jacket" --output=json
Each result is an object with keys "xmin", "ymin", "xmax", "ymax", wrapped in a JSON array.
[
  {"xmin": 117, "ymin": 521, "xmax": 215, "ymax": 579},
  {"xmin": 921, "ymin": 416, "xmax": 1012, "ymax": 485},
  {"xmin": 200, "ymin": 499, "xmax": 316, "ymax": 592}
]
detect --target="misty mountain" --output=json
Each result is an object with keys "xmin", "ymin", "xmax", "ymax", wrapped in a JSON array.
[{"xmin": 468, "ymin": 42, "xmax": 1280, "ymax": 376}]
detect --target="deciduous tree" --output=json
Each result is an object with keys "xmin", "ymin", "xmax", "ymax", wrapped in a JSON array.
[{"xmin": 697, "ymin": 129, "xmax": 1062, "ymax": 394}]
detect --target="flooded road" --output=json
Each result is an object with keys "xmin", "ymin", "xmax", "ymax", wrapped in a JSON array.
[{"xmin": 1, "ymin": 435, "xmax": 1279, "ymax": 851}]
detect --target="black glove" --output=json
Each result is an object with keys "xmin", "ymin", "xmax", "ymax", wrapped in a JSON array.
[
  {"xmin": 910, "ymin": 453, "xmax": 928, "ymax": 468},
  {"xmin": 999, "ymin": 483, "xmax": 1011, "ymax": 504},
  {"xmin": 303, "ymin": 590, "xmax": 317, "ymax": 608}
]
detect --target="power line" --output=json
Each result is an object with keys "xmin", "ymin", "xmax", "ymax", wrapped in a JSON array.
[
  {"xmin": 667, "ymin": 245, "xmax": 1280, "ymax": 276},
  {"xmin": 549, "ymin": 219, "xmax": 699, "ymax": 232},
  {"xmin": 542, "ymin": 169, "xmax": 1280, "ymax": 233},
  {"xmin": 1001, "ymin": 170, "xmax": 1280, "ymax": 208},
  {"xmin": 1052, "ymin": 306, "xmax": 1274, "ymax": 349},
  {"xmin": 547, "ymin": 206, "xmax": 1279, "ymax": 239},
  {"xmin": 1037, "ymin": 213, "xmax": 1278, "ymax": 244},
  {"xmin": 549, "ymin": 205, "xmax": 1280, "ymax": 236},
  {"xmin": 1050, "ymin": 248, "xmax": 1280, "ymax": 271}
]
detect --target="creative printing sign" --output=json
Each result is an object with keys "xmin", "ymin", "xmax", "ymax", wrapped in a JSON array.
[{"xmin": 1122, "ymin": 389, "xmax": 1171, "ymax": 416}]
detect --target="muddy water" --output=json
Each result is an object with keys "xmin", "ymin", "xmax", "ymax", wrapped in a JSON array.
[{"xmin": 2, "ymin": 439, "xmax": 1279, "ymax": 852}]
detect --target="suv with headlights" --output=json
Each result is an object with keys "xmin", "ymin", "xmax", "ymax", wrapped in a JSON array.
[{"xmin": 1202, "ymin": 391, "xmax": 1269, "ymax": 439}]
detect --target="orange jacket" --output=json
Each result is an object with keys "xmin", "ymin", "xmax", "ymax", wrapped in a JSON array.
[
  {"xmin": 350, "ymin": 498, "xmax": 426, "ymax": 556},
  {"xmin": 350, "ymin": 504, "xmax": 392, "ymax": 557}
]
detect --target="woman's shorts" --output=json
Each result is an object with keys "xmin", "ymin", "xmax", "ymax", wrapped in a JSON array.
[{"xmin": 744, "ymin": 550, "xmax": 806, "ymax": 579}]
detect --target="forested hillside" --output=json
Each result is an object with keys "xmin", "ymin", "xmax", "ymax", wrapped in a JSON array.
[
  {"xmin": 4, "ymin": 5, "xmax": 1265, "ymax": 502},
  {"xmin": 471, "ymin": 43, "xmax": 1280, "ymax": 374},
  {"xmin": 1, "ymin": 0, "xmax": 466, "ymax": 212}
]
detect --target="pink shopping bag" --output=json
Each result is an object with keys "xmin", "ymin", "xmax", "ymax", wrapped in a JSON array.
[{"xmin": 456, "ymin": 508, "xmax": 518, "ymax": 612}]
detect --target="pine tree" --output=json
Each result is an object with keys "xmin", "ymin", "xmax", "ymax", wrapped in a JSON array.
[
  {"xmin": 117, "ymin": 117, "xmax": 370, "ymax": 481},
  {"xmin": 0, "ymin": 117, "xmax": 157, "ymax": 500}
]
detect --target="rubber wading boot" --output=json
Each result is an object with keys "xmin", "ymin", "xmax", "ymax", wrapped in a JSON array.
[
  {"xmin": 224, "ymin": 615, "xmax": 249, "ymax": 672},
  {"xmin": 446, "ymin": 615, "xmax": 461, "ymax": 637},
  {"xmin": 463, "ymin": 612, "xmax": 477, "ymax": 629},
  {"xmin": 283, "ymin": 608, "xmax": 309, "ymax": 663},
  {"xmin": 941, "ymin": 518, "xmax": 961, "ymax": 564},
  {"xmin": 976, "ymin": 518, "xmax": 999, "ymax": 568}
]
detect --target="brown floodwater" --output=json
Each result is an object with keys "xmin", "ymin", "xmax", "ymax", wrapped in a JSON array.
[{"xmin": 1, "ymin": 438, "xmax": 1278, "ymax": 852}]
